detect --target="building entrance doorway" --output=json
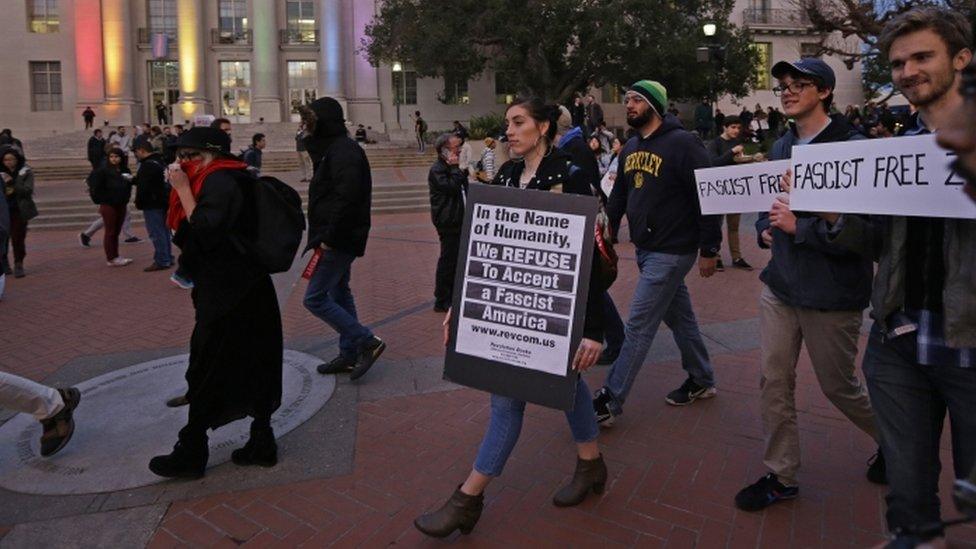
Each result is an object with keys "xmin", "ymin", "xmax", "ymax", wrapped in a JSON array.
[{"xmin": 148, "ymin": 61, "xmax": 179, "ymax": 125}]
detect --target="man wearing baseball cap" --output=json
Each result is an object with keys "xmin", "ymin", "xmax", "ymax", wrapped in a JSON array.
[
  {"xmin": 734, "ymin": 57, "xmax": 884, "ymax": 512},
  {"xmin": 592, "ymin": 79, "xmax": 721, "ymax": 425}
]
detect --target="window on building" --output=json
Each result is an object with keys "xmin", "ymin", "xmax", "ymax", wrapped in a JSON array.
[
  {"xmin": 602, "ymin": 85, "xmax": 625, "ymax": 104},
  {"xmin": 30, "ymin": 61, "xmax": 62, "ymax": 111},
  {"xmin": 219, "ymin": 61, "xmax": 251, "ymax": 119},
  {"xmin": 442, "ymin": 75, "xmax": 469, "ymax": 105},
  {"xmin": 147, "ymin": 0, "xmax": 177, "ymax": 43},
  {"xmin": 393, "ymin": 69, "xmax": 417, "ymax": 105},
  {"xmin": 495, "ymin": 72, "xmax": 516, "ymax": 104},
  {"xmin": 800, "ymin": 42, "xmax": 822, "ymax": 58},
  {"xmin": 285, "ymin": 1, "xmax": 316, "ymax": 43},
  {"xmin": 287, "ymin": 61, "xmax": 317, "ymax": 113},
  {"xmin": 218, "ymin": 0, "xmax": 248, "ymax": 36},
  {"xmin": 751, "ymin": 42, "xmax": 772, "ymax": 90},
  {"xmin": 27, "ymin": 0, "xmax": 58, "ymax": 33}
]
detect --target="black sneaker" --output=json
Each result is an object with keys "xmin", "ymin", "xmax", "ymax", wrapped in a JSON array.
[
  {"xmin": 732, "ymin": 258, "xmax": 753, "ymax": 270},
  {"xmin": 350, "ymin": 336, "xmax": 386, "ymax": 381},
  {"xmin": 317, "ymin": 355, "xmax": 356, "ymax": 375},
  {"xmin": 596, "ymin": 350, "xmax": 618, "ymax": 366},
  {"xmin": 592, "ymin": 387, "xmax": 616, "ymax": 427},
  {"xmin": 124, "ymin": 236, "xmax": 142, "ymax": 243},
  {"xmin": 79, "ymin": 233, "xmax": 91, "ymax": 248},
  {"xmin": 715, "ymin": 259, "xmax": 725, "ymax": 272},
  {"xmin": 867, "ymin": 448, "xmax": 887, "ymax": 485},
  {"xmin": 665, "ymin": 377, "xmax": 717, "ymax": 406},
  {"xmin": 734, "ymin": 473, "xmax": 798, "ymax": 511}
]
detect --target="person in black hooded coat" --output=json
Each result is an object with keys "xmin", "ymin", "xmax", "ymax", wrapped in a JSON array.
[{"xmin": 300, "ymin": 97, "xmax": 386, "ymax": 381}]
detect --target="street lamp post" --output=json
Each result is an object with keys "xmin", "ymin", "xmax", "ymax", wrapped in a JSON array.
[
  {"xmin": 698, "ymin": 23, "xmax": 724, "ymax": 132},
  {"xmin": 392, "ymin": 61, "xmax": 403, "ymax": 129}
]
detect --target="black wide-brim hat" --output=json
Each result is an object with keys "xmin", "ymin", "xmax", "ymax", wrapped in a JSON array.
[{"xmin": 169, "ymin": 127, "xmax": 234, "ymax": 157}]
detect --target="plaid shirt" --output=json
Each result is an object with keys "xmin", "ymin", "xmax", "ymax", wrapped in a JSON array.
[{"xmin": 883, "ymin": 115, "xmax": 975, "ymax": 367}]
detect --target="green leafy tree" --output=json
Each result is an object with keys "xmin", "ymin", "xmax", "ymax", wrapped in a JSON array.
[{"xmin": 363, "ymin": 0, "xmax": 759, "ymax": 103}]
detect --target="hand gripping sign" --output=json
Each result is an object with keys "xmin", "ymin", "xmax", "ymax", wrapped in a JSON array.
[{"xmin": 444, "ymin": 184, "xmax": 598, "ymax": 411}]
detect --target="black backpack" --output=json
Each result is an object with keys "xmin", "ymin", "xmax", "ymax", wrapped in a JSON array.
[{"xmin": 233, "ymin": 172, "xmax": 306, "ymax": 274}]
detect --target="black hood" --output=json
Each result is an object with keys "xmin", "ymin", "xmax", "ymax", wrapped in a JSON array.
[
  {"xmin": 307, "ymin": 97, "xmax": 347, "ymax": 139},
  {"xmin": 0, "ymin": 145, "xmax": 25, "ymax": 175}
]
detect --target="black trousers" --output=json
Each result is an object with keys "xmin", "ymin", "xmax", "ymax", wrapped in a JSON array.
[{"xmin": 435, "ymin": 230, "xmax": 460, "ymax": 307}]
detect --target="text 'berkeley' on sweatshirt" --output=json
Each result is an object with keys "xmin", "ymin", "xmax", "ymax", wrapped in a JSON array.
[{"xmin": 607, "ymin": 114, "xmax": 721, "ymax": 257}]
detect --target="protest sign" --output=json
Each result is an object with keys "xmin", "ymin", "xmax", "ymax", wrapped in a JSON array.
[
  {"xmin": 444, "ymin": 184, "xmax": 598, "ymax": 411},
  {"xmin": 694, "ymin": 160, "xmax": 791, "ymax": 214},
  {"xmin": 789, "ymin": 134, "xmax": 975, "ymax": 218}
]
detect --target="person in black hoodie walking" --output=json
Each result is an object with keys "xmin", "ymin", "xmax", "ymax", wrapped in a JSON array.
[
  {"xmin": 132, "ymin": 141, "xmax": 172, "ymax": 271},
  {"xmin": 302, "ymin": 97, "xmax": 386, "ymax": 380},
  {"xmin": 734, "ymin": 58, "xmax": 884, "ymax": 513},
  {"xmin": 87, "ymin": 129, "xmax": 106, "ymax": 169},
  {"xmin": 593, "ymin": 79, "xmax": 721, "ymax": 426},
  {"xmin": 428, "ymin": 132, "xmax": 467, "ymax": 312}
]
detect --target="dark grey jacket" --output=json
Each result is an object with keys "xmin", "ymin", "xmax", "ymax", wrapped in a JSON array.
[{"xmin": 756, "ymin": 115, "xmax": 872, "ymax": 310}]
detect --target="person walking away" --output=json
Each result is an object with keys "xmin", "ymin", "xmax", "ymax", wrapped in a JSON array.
[
  {"xmin": 593, "ymin": 79, "xmax": 721, "ymax": 426},
  {"xmin": 414, "ymin": 112, "xmax": 428, "ymax": 153},
  {"xmin": 584, "ymin": 94, "xmax": 605, "ymax": 137},
  {"xmin": 241, "ymin": 133, "xmax": 265, "ymax": 175},
  {"xmin": 302, "ymin": 97, "xmax": 386, "ymax": 380},
  {"xmin": 148, "ymin": 127, "xmax": 283, "ymax": 478},
  {"xmin": 733, "ymin": 57, "xmax": 885, "ymax": 513},
  {"xmin": 87, "ymin": 129, "xmax": 106, "ymax": 169},
  {"xmin": 572, "ymin": 95, "xmax": 586, "ymax": 128},
  {"xmin": 428, "ymin": 133, "xmax": 467, "ymax": 312},
  {"xmin": 415, "ymin": 96, "xmax": 611, "ymax": 538},
  {"xmin": 705, "ymin": 116, "xmax": 753, "ymax": 271},
  {"xmin": 0, "ymin": 372, "xmax": 80, "ymax": 457},
  {"xmin": 475, "ymin": 137, "xmax": 497, "ymax": 183},
  {"xmin": 87, "ymin": 148, "xmax": 134, "ymax": 267},
  {"xmin": 132, "ymin": 141, "xmax": 172, "ymax": 272},
  {"xmin": 82, "ymin": 106, "xmax": 95, "ymax": 130},
  {"xmin": 828, "ymin": 10, "xmax": 976, "ymax": 547},
  {"xmin": 694, "ymin": 99, "xmax": 714, "ymax": 139},
  {"xmin": 1, "ymin": 147, "xmax": 37, "ymax": 278},
  {"xmin": 296, "ymin": 123, "xmax": 312, "ymax": 182}
]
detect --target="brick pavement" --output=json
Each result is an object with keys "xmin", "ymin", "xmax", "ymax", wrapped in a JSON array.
[{"xmin": 1, "ymin": 210, "xmax": 975, "ymax": 547}]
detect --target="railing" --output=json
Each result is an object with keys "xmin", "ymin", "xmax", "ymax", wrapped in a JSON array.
[
  {"xmin": 280, "ymin": 29, "xmax": 319, "ymax": 46},
  {"xmin": 210, "ymin": 28, "xmax": 252, "ymax": 46},
  {"xmin": 138, "ymin": 27, "xmax": 177, "ymax": 47},
  {"xmin": 743, "ymin": 8, "xmax": 812, "ymax": 28}
]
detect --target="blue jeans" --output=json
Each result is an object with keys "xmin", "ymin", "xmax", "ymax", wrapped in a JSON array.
[
  {"xmin": 474, "ymin": 377, "xmax": 598, "ymax": 477},
  {"xmin": 602, "ymin": 291, "xmax": 624, "ymax": 356},
  {"xmin": 142, "ymin": 209, "xmax": 172, "ymax": 267},
  {"xmin": 602, "ymin": 250, "xmax": 713, "ymax": 414},
  {"xmin": 303, "ymin": 249, "xmax": 373, "ymax": 359},
  {"xmin": 863, "ymin": 323, "xmax": 976, "ymax": 535}
]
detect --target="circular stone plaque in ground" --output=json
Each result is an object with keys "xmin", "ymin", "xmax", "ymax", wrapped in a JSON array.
[{"xmin": 0, "ymin": 350, "xmax": 334, "ymax": 495}]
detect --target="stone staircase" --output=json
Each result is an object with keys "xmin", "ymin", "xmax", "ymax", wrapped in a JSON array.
[{"xmin": 30, "ymin": 178, "xmax": 431, "ymax": 232}]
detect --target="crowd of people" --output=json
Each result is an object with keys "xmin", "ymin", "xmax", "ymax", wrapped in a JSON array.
[{"xmin": 0, "ymin": 6, "xmax": 974, "ymax": 548}]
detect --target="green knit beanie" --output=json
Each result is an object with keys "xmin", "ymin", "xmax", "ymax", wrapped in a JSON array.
[{"xmin": 628, "ymin": 80, "xmax": 668, "ymax": 118}]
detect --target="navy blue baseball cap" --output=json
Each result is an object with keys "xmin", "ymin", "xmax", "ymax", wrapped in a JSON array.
[{"xmin": 771, "ymin": 58, "xmax": 836, "ymax": 90}]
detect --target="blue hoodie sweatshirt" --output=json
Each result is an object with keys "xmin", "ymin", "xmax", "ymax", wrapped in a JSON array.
[{"xmin": 607, "ymin": 114, "xmax": 721, "ymax": 257}]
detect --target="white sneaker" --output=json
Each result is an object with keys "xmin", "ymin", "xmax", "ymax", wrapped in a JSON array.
[{"xmin": 107, "ymin": 257, "xmax": 133, "ymax": 267}]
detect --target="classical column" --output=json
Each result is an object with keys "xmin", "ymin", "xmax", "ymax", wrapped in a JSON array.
[
  {"xmin": 101, "ymin": 0, "xmax": 141, "ymax": 124},
  {"xmin": 318, "ymin": 0, "xmax": 347, "ymax": 109},
  {"xmin": 175, "ymin": 0, "xmax": 211, "ymax": 120},
  {"xmin": 251, "ymin": 0, "xmax": 282, "ymax": 122},
  {"xmin": 74, "ymin": 0, "xmax": 106, "ymax": 128},
  {"xmin": 347, "ymin": 0, "xmax": 383, "ymax": 129}
]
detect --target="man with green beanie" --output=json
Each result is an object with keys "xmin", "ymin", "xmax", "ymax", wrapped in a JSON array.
[{"xmin": 593, "ymin": 80, "xmax": 722, "ymax": 425}]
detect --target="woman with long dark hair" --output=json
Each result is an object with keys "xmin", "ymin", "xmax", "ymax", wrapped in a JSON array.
[
  {"xmin": 414, "ymin": 97, "xmax": 611, "ymax": 538},
  {"xmin": 87, "ymin": 148, "xmax": 133, "ymax": 267},
  {"xmin": 1, "ymin": 147, "xmax": 36, "ymax": 278},
  {"xmin": 148, "ymin": 127, "xmax": 283, "ymax": 478}
]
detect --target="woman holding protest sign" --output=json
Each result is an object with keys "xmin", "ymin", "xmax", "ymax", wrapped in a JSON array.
[{"xmin": 414, "ymin": 97, "xmax": 613, "ymax": 539}]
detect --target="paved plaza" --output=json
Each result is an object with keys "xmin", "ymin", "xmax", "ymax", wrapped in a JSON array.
[{"xmin": 1, "ymin": 165, "xmax": 974, "ymax": 548}]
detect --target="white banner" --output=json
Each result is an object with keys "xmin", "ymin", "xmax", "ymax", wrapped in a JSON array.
[
  {"xmin": 789, "ymin": 134, "xmax": 975, "ymax": 219},
  {"xmin": 694, "ymin": 160, "xmax": 791, "ymax": 215}
]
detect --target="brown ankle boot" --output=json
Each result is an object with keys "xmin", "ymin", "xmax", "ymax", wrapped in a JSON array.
[
  {"xmin": 414, "ymin": 485, "xmax": 484, "ymax": 538},
  {"xmin": 553, "ymin": 454, "xmax": 608, "ymax": 507}
]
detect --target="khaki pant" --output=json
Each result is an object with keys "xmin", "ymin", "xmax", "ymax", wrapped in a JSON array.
[
  {"xmin": 725, "ymin": 214, "xmax": 741, "ymax": 261},
  {"xmin": 0, "ymin": 371, "xmax": 63, "ymax": 421},
  {"xmin": 759, "ymin": 285, "xmax": 879, "ymax": 486},
  {"xmin": 298, "ymin": 150, "xmax": 313, "ymax": 181}
]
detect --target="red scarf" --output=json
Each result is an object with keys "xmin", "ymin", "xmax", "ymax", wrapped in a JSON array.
[{"xmin": 166, "ymin": 158, "xmax": 248, "ymax": 230}]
